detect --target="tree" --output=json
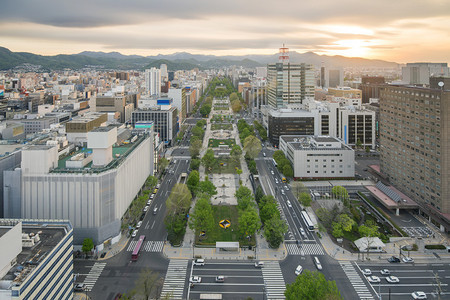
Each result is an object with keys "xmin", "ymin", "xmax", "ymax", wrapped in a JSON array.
[
  {"xmin": 285, "ymin": 270, "xmax": 342, "ymax": 300},
  {"xmin": 255, "ymin": 185, "xmax": 264, "ymax": 203},
  {"xmin": 145, "ymin": 176, "xmax": 158, "ymax": 188},
  {"xmin": 356, "ymin": 138, "xmax": 363, "ymax": 149},
  {"xmin": 197, "ymin": 180, "xmax": 217, "ymax": 198},
  {"xmin": 158, "ymin": 157, "xmax": 169, "ymax": 174},
  {"xmin": 358, "ymin": 220, "xmax": 380, "ymax": 259},
  {"xmin": 201, "ymin": 149, "xmax": 216, "ymax": 171},
  {"xmin": 272, "ymin": 150, "xmax": 285, "ymax": 162},
  {"xmin": 199, "ymin": 103, "xmax": 211, "ymax": 117},
  {"xmin": 264, "ymin": 216, "xmax": 288, "ymax": 248},
  {"xmin": 166, "ymin": 183, "xmax": 192, "ymax": 216},
  {"xmin": 259, "ymin": 200, "xmax": 280, "ymax": 224},
  {"xmin": 229, "ymin": 92, "xmax": 239, "ymax": 102},
  {"xmin": 189, "ymin": 139, "xmax": 203, "ymax": 158},
  {"xmin": 332, "ymin": 222, "xmax": 344, "ymax": 238},
  {"xmin": 190, "ymin": 158, "xmax": 201, "ymax": 170},
  {"xmin": 336, "ymin": 214, "xmax": 356, "ymax": 232},
  {"xmin": 191, "ymin": 126, "xmax": 204, "ymax": 139},
  {"xmin": 186, "ymin": 170, "xmax": 200, "ymax": 195},
  {"xmin": 299, "ymin": 192, "xmax": 312, "ymax": 207},
  {"xmin": 189, "ymin": 196, "xmax": 215, "ymax": 235},
  {"xmin": 231, "ymin": 100, "xmax": 242, "ymax": 112},
  {"xmin": 128, "ymin": 268, "xmax": 162, "ymax": 300},
  {"xmin": 238, "ymin": 208, "xmax": 261, "ymax": 237},
  {"xmin": 331, "ymin": 186, "xmax": 349, "ymax": 206},
  {"xmin": 283, "ymin": 163, "xmax": 294, "ymax": 178},
  {"xmin": 243, "ymin": 135, "xmax": 262, "ymax": 159},
  {"xmin": 82, "ymin": 238, "xmax": 94, "ymax": 255},
  {"xmin": 230, "ymin": 145, "xmax": 242, "ymax": 163},
  {"xmin": 235, "ymin": 185, "xmax": 253, "ymax": 202}
]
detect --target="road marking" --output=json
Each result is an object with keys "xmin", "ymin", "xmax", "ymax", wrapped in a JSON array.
[
  {"xmin": 341, "ymin": 262, "xmax": 374, "ymax": 300},
  {"xmin": 261, "ymin": 261, "xmax": 286, "ymax": 300},
  {"xmin": 82, "ymin": 262, "xmax": 107, "ymax": 292},
  {"xmin": 161, "ymin": 259, "xmax": 189, "ymax": 300},
  {"xmin": 151, "ymin": 220, "xmax": 156, "ymax": 229}
]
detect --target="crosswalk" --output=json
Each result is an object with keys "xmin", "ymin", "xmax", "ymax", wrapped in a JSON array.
[
  {"xmin": 286, "ymin": 243, "xmax": 324, "ymax": 255},
  {"xmin": 82, "ymin": 262, "xmax": 106, "ymax": 292},
  {"xmin": 126, "ymin": 240, "xmax": 165, "ymax": 252},
  {"xmin": 339, "ymin": 262, "xmax": 374, "ymax": 300},
  {"xmin": 160, "ymin": 259, "xmax": 189, "ymax": 300},
  {"xmin": 262, "ymin": 261, "xmax": 286, "ymax": 300}
]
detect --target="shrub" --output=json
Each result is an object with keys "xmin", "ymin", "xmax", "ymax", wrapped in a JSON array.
[{"xmin": 425, "ymin": 244, "xmax": 446, "ymax": 250}]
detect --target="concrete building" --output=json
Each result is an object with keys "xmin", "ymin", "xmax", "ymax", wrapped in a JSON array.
[
  {"xmin": 91, "ymin": 94, "xmax": 134, "ymax": 123},
  {"xmin": 267, "ymin": 63, "xmax": 314, "ymax": 108},
  {"xmin": 359, "ymin": 76, "xmax": 385, "ymax": 104},
  {"xmin": 255, "ymin": 67, "xmax": 267, "ymax": 78},
  {"xmin": 249, "ymin": 80, "xmax": 266, "ymax": 119},
  {"xmin": 279, "ymin": 135, "xmax": 354, "ymax": 179},
  {"xmin": 328, "ymin": 86, "xmax": 362, "ymax": 99},
  {"xmin": 0, "ymin": 122, "xmax": 25, "ymax": 140},
  {"xmin": 0, "ymin": 219, "xmax": 73, "ymax": 300},
  {"xmin": 3, "ymin": 126, "xmax": 154, "ymax": 246},
  {"xmin": 18, "ymin": 117, "xmax": 58, "ymax": 135},
  {"xmin": 145, "ymin": 68, "xmax": 161, "ymax": 97},
  {"xmin": 65, "ymin": 112, "xmax": 108, "ymax": 146},
  {"xmin": 379, "ymin": 84, "xmax": 450, "ymax": 232},
  {"xmin": 167, "ymin": 88, "xmax": 186, "ymax": 122},
  {"xmin": 320, "ymin": 67, "xmax": 344, "ymax": 88},
  {"xmin": 402, "ymin": 63, "xmax": 449, "ymax": 85},
  {"xmin": 160, "ymin": 64, "xmax": 168, "ymax": 82}
]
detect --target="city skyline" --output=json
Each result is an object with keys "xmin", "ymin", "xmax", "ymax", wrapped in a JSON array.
[{"xmin": 1, "ymin": 0, "xmax": 450, "ymax": 63}]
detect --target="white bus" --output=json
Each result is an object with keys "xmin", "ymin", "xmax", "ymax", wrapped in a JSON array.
[{"xmin": 301, "ymin": 211, "xmax": 315, "ymax": 231}]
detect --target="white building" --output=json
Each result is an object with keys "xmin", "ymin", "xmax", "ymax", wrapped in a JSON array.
[
  {"xmin": 145, "ymin": 67, "xmax": 161, "ymax": 97},
  {"xmin": 402, "ymin": 63, "xmax": 449, "ymax": 85},
  {"xmin": 160, "ymin": 64, "xmax": 168, "ymax": 82},
  {"xmin": 279, "ymin": 135, "xmax": 354, "ymax": 179}
]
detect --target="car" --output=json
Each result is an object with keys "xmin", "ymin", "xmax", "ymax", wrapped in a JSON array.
[
  {"xmin": 153, "ymin": 207, "xmax": 158, "ymax": 215},
  {"xmin": 402, "ymin": 256, "xmax": 414, "ymax": 263},
  {"xmin": 287, "ymin": 200, "xmax": 292, "ymax": 208},
  {"xmin": 74, "ymin": 283, "xmax": 86, "ymax": 291},
  {"xmin": 281, "ymin": 189, "xmax": 285, "ymax": 195},
  {"xmin": 215, "ymin": 276, "xmax": 225, "ymax": 282},
  {"xmin": 153, "ymin": 189, "xmax": 158, "ymax": 194},
  {"xmin": 254, "ymin": 261, "xmax": 264, "ymax": 268},
  {"xmin": 411, "ymin": 291, "xmax": 427, "ymax": 299},
  {"xmin": 113, "ymin": 293, "xmax": 122, "ymax": 300},
  {"xmin": 156, "ymin": 184, "xmax": 161, "ymax": 189},
  {"xmin": 136, "ymin": 221, "xmax": 142, "ymax": 228},
  {"xmin": 362, "ymin": 269, "xmax": 372, "ymax": 276},
  {"xmin": 313, "ymin": 256, "xmax": 322, "ymax": 270},
  {"xmin": 270, "ymin": 170, "xmax": 275, "ymax": 175},
  {"xmin": 150, "ymin": 194, "xmax": 155, "ymax": 199},
  {"xmin": 193, "ymin": 259, "xmax": 205, "ymax": 266},
  {"xmin": 131, "ymin": 229, "xmax": 138, "ymax": 238},
  {"xmin": 380, "ymin": 269, "xmax": 390, "ymax": 275},
  {"xmin": 300, "ymin": 228, "xmax": 306, "ymax": 237},
  {"xmin": 143, "ymin": 206, "xmax": 149, "ymax": 212},
  {"xmin": 263, "ymin": 152, "xmax": 266, "ymax": 157},
  {"xmin": 388, "ymin": 256, "xmax": 401, "ymax": 263},
  {"xmin": 367, "ymin": 276, "xmax": 381, "ymax": 283},
  {"xmin": 189, "ymin": 276, "xmax": 202, "ymax": 283},
  {"xmin": 295, "ymin": 265, "xmax": 303, "ymax": 275},
  {"xmin": 285, "ymin": 185, "xmax": 290, "ymax": 191},
  {"xmin": 275, "ymin": 178, "xmax": 279, "ymax": 184},
  {"xmin": 140, "ymin": 213, "xmax": 145, "ymax": 221},
  {"xmin": 147, "ymin": 200, "xmax": 152, "ymax": 205},
  {"xmin": 386, "ymin": 276, "xmax": 399, "ymax": 283}
]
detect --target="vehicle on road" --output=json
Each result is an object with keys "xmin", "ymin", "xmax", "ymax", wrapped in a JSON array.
[
  {"xmin": 143, "ymin": 206, "xmax": 149, "ymax": 212},
  {"xmin": 153, "ymin": 207, "xmax": 158, "ymax": 215},
  {"xmin": 287, "ymin": 200, "xmax": 292, "ymax": 208},
  {"xmin": 367, "ymin": 276, "xmax": 380, "ymax": 283},
  {"xmin": 282, "ymin": 177, "xmax": 287, "ymax": 183},
  {"xmin": 386, "ymin": 276, "xmax": 399, "ymax": 283},
  {"xmin": 300, "ymin": 228, "xmax": 306, "ymax": 238},
  {"xmin": 254, "ymin": 261, "xmax": 264, "ymax": 268},
  {"xmin": 263, "ymin": 152, "xmax": 266, "ymax": 157},
  {"xmin": 313, "ymin": 256, "xmax": 322, "ymax": 270},
  {"xmin": 275, "ymin": 178, "xmax": 279, "ymax": 184},
  {"xmin": 215, "ymin": 276, "xmax": 225, "ymax": 283},
  {"xmin": 147, "ymin": 200, "xmax": 152, "ymax": 205},
  {"xmin": 190, "ymin": 276, "xmax": 202, "ymax": 283},
  {"xmin": 295, "ymin": 265, "xmax": 303, "ymax": 275},
  {"xmin": 285, "ymin": 185, "xmax": 289, "ymax": 191},
  {"xmin": 281, "ymin": 189, "xmax": 285, "ymax": 195},
  {"xmin": 362, "ymin": 269, "xmax": 372, "ymax": 276},
  {"xmin": 74, "ymin": 283, "xmax": 86, "ymax": 291},
  {"xmin": 388, "ymin": 256, "xmax": 400, "ymax": 263},
  {"xmin": 270, "ymin": 170, "xmax": 275, "ymax": 175},
  {"xmin": 411, "ymin": 291, "xmax": 427, "ymax": 299},
  {"xmin": 380, "ymin": 269, "xmax": 390, "ymax": 275},
  {"xmin": 153, "ymin": 189, "xmax": 158, "ymax": 194},
  {"xmin": 150, "ymin": 194, "xmax": 155, "ymax": 199},
  {"xmin": 131, "ymin": 230, "xmax": 138, "ymax": 238},
  {"xmin": 402, "ymin": 256, "xmax": 414, "ymax": 263},
  {"xmin": 156, "ymin": 184, "xmax": 161, "ymax": 189},
  {"xmin": 136, "ymin": 221, "xmax": 142, "ymax": 228},
  {"xmin": 131, "ymin": 235, "xmax": 145, "ymax": 261},
  {"xmin": 301, "ymin": 211, "xmax": 315, "ymax": 231},
  {"xmin": 193, "ymin": 259, "xmax": 205, "ymax": 266}
]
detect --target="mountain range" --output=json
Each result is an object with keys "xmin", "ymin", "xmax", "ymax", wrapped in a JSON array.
[{"xmin": 0, "ymin": 46, "xmax": 399, "ymax": 71}]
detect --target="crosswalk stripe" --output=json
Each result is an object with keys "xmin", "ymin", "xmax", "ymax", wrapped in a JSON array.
[
  {"xmin": 126, "ymin": 240, "xmax": 165, "ymax": 252},
  {"xmin": 286, "ymin": 243, "xmax": 324, "ymax": 255},
  {"xmin": 339, "ymin": 262, "xmax": 374, "ymax": 300},
  {"xmin": 261, "ymin": 261, "xmax": 286, "ymax": 300},
  {"xmin": 82, "ymin": 262, "xmax": 107, "ymax": 292},
  {"xmin": 161, "ymin": 260, "xmax": 189, "ymax": 300}
]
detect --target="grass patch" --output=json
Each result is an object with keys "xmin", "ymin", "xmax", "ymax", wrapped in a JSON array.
[
  {"xmin": 211, "ymin": 123, "xmax": 233, "ymax": 131},
  {"xmin": 209, "ymin": 157, "xmax": 241, "ymax": 174},
  {"xmin": 208, "ymin": 138, "xmax": 235, "ymax": 148},
  {"xmin": 196, "ymin": 205, "xmax": 255, "ymax": 247}
]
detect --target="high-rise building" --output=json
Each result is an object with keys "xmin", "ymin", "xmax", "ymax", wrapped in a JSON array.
[
  {"xmin": 255, "ymin": 67, "xmax": 267, "ymax": 78},
  {"xmin": 145, "ymin": 68, "xmax": 161, "ymax": 97},
  {"xmin": 328, "ymin": 86, "xmax": 361, "ymax": 99},
  {"xmin": 379, "ymin": 84, "xmax": 450, "ymax": 232},
  {"xmin": 359, "ymin": 76, "xmax": 385, "ymax": 103},
  {"xmin": 160, "ymin": 64, "xmax": 168, "ymax": 82},
  {"xmin": 266, "ymin": 47, "xmax": 315, "ymax": 108},
  {"xmin": 320, "ymin": 67, "xmax": 344, "ymax": 88},
  {"xmin": 402, "ymin": 63, "xmax": 449, "ymax": 85}
]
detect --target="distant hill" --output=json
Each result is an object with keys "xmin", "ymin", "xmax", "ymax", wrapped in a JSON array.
[{"xmin": 0, "ymin": 46, "xmax": 398, "ymax": 71}]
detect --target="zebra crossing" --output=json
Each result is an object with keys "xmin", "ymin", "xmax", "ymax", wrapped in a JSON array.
[
  {"xmin": 261, "ymin": 261, "xmax": 286, "ymax": 300},
  {"xmin": 286, "ymin": 242, "xmax": 324, "ymax": 255},
  {"xmin": 82, "ymin": 262, "xmax": 106, "ymax": 292},
  {"xmin": 339, "ymin": 262, "xmax": 374, "ymax": 300},
  {"xmin": 126, "ymin": 240, "xmax": 164, "ymax": 252},
  {"xmin": 160, "ymin": 259, "xmax": 189, "ymax": 300}
]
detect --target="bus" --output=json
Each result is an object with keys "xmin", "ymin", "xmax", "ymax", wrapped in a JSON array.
[
  {"xmin": 301, "ymin": 211, "xmax": 315, "ymax": 231},
  {"xmin": 271, "ymin": 158, "xmax": 277, "ymax": 168},
  {"xmin": 131, "ymin": 235, "xmax": 146, "ymax": 261}
]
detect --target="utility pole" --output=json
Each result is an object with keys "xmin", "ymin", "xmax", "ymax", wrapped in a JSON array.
[{"xmin": 434, "ymin": 272, "xmax": 443, "ymax": 300}]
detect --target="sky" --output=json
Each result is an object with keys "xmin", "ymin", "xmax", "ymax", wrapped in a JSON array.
[{"xmin": 1, "ymin": 0, "xmax": 450, "ymax": 63}]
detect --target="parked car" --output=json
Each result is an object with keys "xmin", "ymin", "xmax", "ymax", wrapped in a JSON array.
[
  {"xmin": 143, "ymin": 206, "xmax": 149, "ymax": 212},
  {"xmin": 380, "ymin": 269, "xmax": 390, "ymax": 275},
  {"xmin": 150, "ymin": 194, "xmax": 155, "ymax": 199},
  {"xmin": 411, "ymin": 291, "xmax": 427, "ymax": 299},
  {"xmin": 147, "ymin": 200, "xmax": 152, "ymax": 205},
  {"xmin": 388, "ymin": 256, "xmax": 400, "ymax": 263},
  {"xmin": 131, "ymin": 230, "xmax": 138, "ymax": 238},
  {"xmin": 74, "ymin": 283, "xmax": 86, "ymax": 291},
  {"xmin": 215, "ymin": 276, "xmax": 225, "ymax": 283},
  {"xmin": 189, "ymin": 276, "xmax": 202, "ymax": 283},
  {"xmin": 367, "ymin": 276, "xmax": 380, "ymax": 283},
  {"xmin": 136, "ymin": 221, "xmax": 142, "ymax": 228},
  {"xmin": 295, "ymin": 265, "xmax": 303, "ymax": 276},
  {"xmin": 156, "ymin": 184, "xmax": 161, "ymax": 189},
  {"xmin": 386, "ymin": 276, "xmax": 400, "ymax": 283},
  {"xmin": 402, "ymin": 256, "xmax": 414, "ymax": 263},
  {"xmin": 362, "ymin": 269, "xmax": 372, "ymax": 276},
  {"xmin": 193, "ymin": 259, "xmax": 205, "ymax": 266}
]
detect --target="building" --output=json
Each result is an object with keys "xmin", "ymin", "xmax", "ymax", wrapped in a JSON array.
[
  {"xmin": 328, "ymin": 87, "xmax": 362, "ymax": 99},
  {"xmin": 402, "ymin": 63, "xmax": 449, "ymax": 85},
  {"xmin": 0, "ymin": 219, "xmax": 73, "ymax": 300},
  {"xmin": 160, "ymin": 64, "xmax": 168, "ymax": 82},
  {"xmin": 359, "ymin": 76, "xmax": 385, "ymax": 103},
  {"xmin": 65, "ymin": 112, "xmax": 108, "ymax": 145},
  {"xmin": 3, "ymin": 126, "xmax": 154, "ymax": 246},
  {"xmin": 255, "ymin": 67, "xmax": 267, "ymax": 78},
  {"xmin": 167, "ymin": 87, "xmax": 187, "ymax": 122},
  {"xmin": 0, "ymin": 122, "xmax": 25, "ymax": 140},
  {"xmin": 91, "ymin": 94, "xmax": 135, "ymax": 123},
  {"xmin": 320, "ymin": 67, "xmax": 344, "ymax": 88},
  {"xmin": 249, "ymin": 80, "xmax": 266, "ymax": 119},
  {"xmin": 429, "ymin": 76, "xmax": 450, "ymax": 90},
  {"xmin": 145, "ymin": 68, "xmax": 161, "ymax": 97},
  {"xmin": 279, "ymin": 135, "xmax": 354, "ymax": 179},
  {"xmin": 19, "ymin": 117, "xmax": 58, "ymax": 135},
  {"xmin": 379, "ymin": 84, "xmax": 450, "ymax": 232}
]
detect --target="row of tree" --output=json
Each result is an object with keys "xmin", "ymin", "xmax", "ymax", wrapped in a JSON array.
[
  {"xmin": 272, "ymin": 150, "xmax": 294, "ymax": 178},
  {"xmin": 253, "ymin": 120, "xmax": 267, "ymax": 141},
  {"xmin": 164, "ymin": 183, "xmax": 192, "ymax": 245},
  {"xmin": 235, "ymin": 186, "xmax": 261, "ymax": 240},
  {"xmin": 189, "ymin": 119, "xmax": 207, "ymax": 159}
]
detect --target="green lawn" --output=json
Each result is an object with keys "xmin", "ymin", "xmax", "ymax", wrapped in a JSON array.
[
  {"xmin": 209, "ymin": 157, "xmax": 241, "ymax": 174},
  {"xmin": 210, "ymin": 124, "xmax": 233, "ymax": 131},
  {"xmin": 196, "ymin": 205, "xmax": 255, "ymax": 246},
  {"xmin": 208, "ymin": 138, "xmax": 235, "ymax": 148}
]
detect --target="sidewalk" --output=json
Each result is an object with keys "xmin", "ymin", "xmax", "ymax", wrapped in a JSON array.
[{"xmin": 98, "ymin": 232, "xmax": 130, "ymax": 261}]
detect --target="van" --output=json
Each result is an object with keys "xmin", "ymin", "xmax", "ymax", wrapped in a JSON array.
[
  {"xmin": 153, "ymin": 207, "xmax": 158, "ymax": 215},
  {"xmin": 254, "ymin": 261, "xmax": 264, "ymax": 268},
  {"xmin": 313, "ymin": 256, "xmax": 322, "ymax": 270}
]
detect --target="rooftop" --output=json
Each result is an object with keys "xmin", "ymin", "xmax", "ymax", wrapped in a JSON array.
[{"xmin": 281, "ymin": 135, "xmax": 352, "ymax": 151}]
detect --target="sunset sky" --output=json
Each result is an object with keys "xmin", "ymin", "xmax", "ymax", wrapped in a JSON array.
[{"xmin": 1, "ymin": 0, "xmax": 450, "ymax": 63}]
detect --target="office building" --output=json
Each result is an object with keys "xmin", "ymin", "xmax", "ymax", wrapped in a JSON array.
[
  {"xmin": 145, "ymin": 68, "xmax": 161, "ymax": 97},
  {"xmin": 65, "ymin": 112, "xmax": 108, "ymax": 145},
  {"xmin": 359, "ymin": 76, "xmax": 385, "ymax": 104},
  {"xmin": 320, "ymin": 67, "xmax": 344, "ymax": 88},
  {"xmin": 402, "ymin": 63, "xmax": 449, "ymax": 85},
  {"xmin": 167, "ymin": 87, "xmax": 187, "ymax": 122},
  {"xmin": 379, "ymin": 84, "xmax": 450, "ymax": 232},
  {"xmin": 91, "ymin": 94, "xmax": 135, "ymax": 123},
  {"xmin": 160, "ymin": 64, "xmax": 168, "ymax": 82},
  {"xmin": 328, "ymin": 87, "xmax": 362, "ymax": 99},
  {"xmin": 0, "ymin": 219, "xmax": 73, "ymax": 300},
  {"xmin": 255, "ymin": 67, "xmax": 267, "ymax": 78},
  {"xmin": 279, "ymin": 135, "xmax": 354, "ymax": 179}
]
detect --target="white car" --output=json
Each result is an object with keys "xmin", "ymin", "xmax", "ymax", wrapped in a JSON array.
[
  {"xmin": 362, "ymin": 269, "xmax": 372, "ymax": 276},
  {"xmin": 367, "ymin": 276, "xmax": 380, "ymax": 283},
  {"xmin": 143, "ymin": 206, "xmax": 149, "ymax": 212},
  {"xmin": 386, "ymin": 276, "xmax": 399, "ymax": 283},
  {"xmin": 193, "ymin": 259, "xmax": 205, "ymax": 266},
  {"xmin": 275, "ymin": 178, "xmax": 279, "ymax": 184},
  {"xmin": 285, "ymin": 185, "xmax": 290, "ymax": 191},
  {"xmin": 150, "ymin": 194, "xmax": 155, "ymax": 199},
  {"xmin": 270, "ymin": 170, "xmax": 274, "ymax": 175},
  {"xmin": 402, "ymin": 256, "xmax": 414, "ymax": 263},
  {"xmin": 287, "ymin": 200, "xmax": 292, "ymax": 208},
  {"xmin": 189, "ymin": 276, "xmax": 202, "ymax": 283},
  {"xmin": 147, "ymin": 200, "xmax": 152, "ymax": 205},
  {"xmin": 136, "ymin": 221, "xmax": 142, "ymax": 228},
  {"xmin": 74, "ymin": 283, "xmax": 86, "ymax": 291},
  {"xmin": 300, "ymin": 228, "xmax": 306, "ymax": 237},
  {"xmin": 411, "ymin": 291, "xmax": 427, "ymax": 299},
  {"xmin": 281, "ymin": 189, "xmax": 285, "ymax": 195},
  {"xmin": 380, "ymin": 269, "xmax": 390, "ymax": 275},
  {"xmin": 295, "ymin": 265, "xmax": 303, "ymax": 275},
  {"xmin": 156, "ymin": 184, "xmax": 161, "ymax": 189},
  {"xmin": 131, "ymin": 229, "xmax": 138, "ymax": 238}
]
